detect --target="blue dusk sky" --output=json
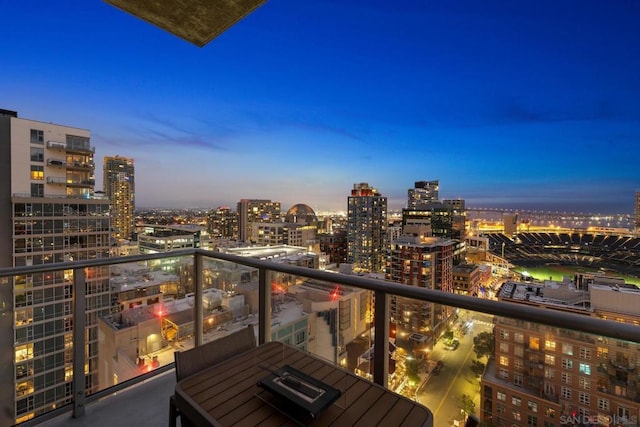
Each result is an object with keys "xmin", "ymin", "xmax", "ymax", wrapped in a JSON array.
[{"xmin": 1, "ymin": 1, "xmax": 639, "ymax": 213}]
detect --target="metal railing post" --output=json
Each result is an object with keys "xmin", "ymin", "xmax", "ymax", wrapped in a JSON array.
[
  {"xmin": 72, "ymin": 267, "xmax": 86, "ymax": 418},
  {"xmin": 194, "ymin": 252, "xmax": 203, "ymax": 347},
  {"xmin": 258, "ymin": 267, "xmax": 271, "ymax": 345},
  {"xmin": 373, "ymin": 290, "xmax": 389, "ymax": 388}
]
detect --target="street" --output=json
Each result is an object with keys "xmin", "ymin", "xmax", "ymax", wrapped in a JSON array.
[{"xmin": 417, "ymin": 312, "xmax": 493, "ymax": 427}]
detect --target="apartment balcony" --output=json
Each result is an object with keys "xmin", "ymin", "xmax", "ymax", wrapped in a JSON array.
[
  {"xmin": 46, "ymin": 140, "xmax": 66, "ymax": 150},
  {"xmin": 46, "ymin": 159, "xmax": 66, "ymax": 168},
  {"xmin": 46, "ymin": 176, "xmax": 67, "ymax": 185},
  {"xmin": 66, "ymin": 161, "xmax": 94, "ymax": 171},
  {"xmin": 66, "ymin": 179, "xmax": 96, "ymax": 188},
  {"xmin": 65, "ymin": 144, "xmax": 95, "ymax": 154},
  {"xmin": 2, "ymin": 249, "xmax": 639, "ymax": 427}
]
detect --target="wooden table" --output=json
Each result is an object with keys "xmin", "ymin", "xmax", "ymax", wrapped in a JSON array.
[{"xmin": 174, "ymin": 341, "xmax": 433, "ymax": 426}]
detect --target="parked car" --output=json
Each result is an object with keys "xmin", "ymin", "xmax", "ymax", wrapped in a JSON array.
[{"xmin": 432, "ymin": 360, "xmax": 444, "ymax": 375}]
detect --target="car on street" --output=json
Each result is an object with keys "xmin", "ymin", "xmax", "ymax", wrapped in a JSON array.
[
  {"xmin": 445, "ymin": 339, "xmax": 460, "ymax": 350},
  {"xmin": 432, "ymin": 360, "xmax": 444, "ymax": 375}
]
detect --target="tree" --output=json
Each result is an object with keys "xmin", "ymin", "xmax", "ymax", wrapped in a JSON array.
[
  {"xmin": 470, "ymin": 360, "xmax": 485, "ymax": 377},
  {"xmin": 406, "ymin": 358, "xmax": 421, "ymax": 386},
  {"xmin": 473, "ymin": 331, "xmax": 494, "ymax": 359},
  {"xmin": 459, "ymin": 393, "xmax": 476, "ymax": 416}
]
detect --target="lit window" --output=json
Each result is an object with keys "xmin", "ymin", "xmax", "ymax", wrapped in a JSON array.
[
  {"xmin": 15, "ymin": 344, "xmax": 34, "ymax": 362},
  {"xmin": 497, "ymin": 391, "xmax": 507, "ymax": 401},
  {"xmin": 500, "ymin": 342, "xmax": 509, "ymax": 352},
  {"xmin": 512, "ymin": 396, "xmax": 522, "ymax": 406},
  {"xmin": 562, "ymin": 343, "xmax": 573, "ymax": 355},
  {"xmin": 545, "ymin": 340, "xmax": 556, "ymax": 351},
  {"xmin": 499, "ymin": 356, "xmax": 509, "ymax": 367},
  {"xmin": 528, "ymin": 401, "xmax": 538, "ymax": 413},
  {"xmin": 529, "ymin": 337, "xmax": 540, "ymax": 350},
  {"xmin": 30, "ymin": 166, "xmax": 44, "ymax": 180},
  {"xmin": 596, "ymin": 347, "xmax": 608, "ymax": 359},
  {"xmin": 545, "ymin": 354, "xmax": 555, "ymax": 365},
  {"xmin": 579, "ymin": 363, "xmax": 591, "ymax": 375}
]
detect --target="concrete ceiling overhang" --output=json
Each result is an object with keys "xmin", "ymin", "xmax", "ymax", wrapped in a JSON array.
[{"xmin": 104, "ymin": 0, "xmax": 268, "ymax": 47}]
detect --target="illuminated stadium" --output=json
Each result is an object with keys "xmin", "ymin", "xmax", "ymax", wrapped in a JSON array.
[{"xmin": 485, "ymin": 232, "xmax": 640, "ymax": 279}]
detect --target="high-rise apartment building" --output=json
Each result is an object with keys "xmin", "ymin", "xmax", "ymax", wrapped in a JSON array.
[
  {"xmin": 0, "ymin": 110, "xmax": 110, "ymax": 424},
  {"xmin": 408, "ymin": 180, "xmax": 439, "ymax": 209},
  {"xmin": 403, "ymin": 181, "xmax": 466, "ymax": 240},
  {"xmin": 206, "ymin": 206, "xmax": 238, "ymax": 238},
  {"xmin": 237, "ymin": 199, "xmax": 281, "ymax": 243},
  {"xmin": 481, "ymin": 279, "xmax": 640, "ymax": 427},
  {"xmin": 386, "ymin": 235, "xmax": 454, "ymax": 348},
  {"xmin": 347, "ymin": 183, "xmax": 387, "ymax": 272},
  {"xmin": 103, "ymin": 156, "xmax": 135, "ymax": 241}
]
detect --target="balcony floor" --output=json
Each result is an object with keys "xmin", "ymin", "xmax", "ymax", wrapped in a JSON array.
[{"xmin": 40, "ymin": 370, "xmax": 177, "ymax": 427}]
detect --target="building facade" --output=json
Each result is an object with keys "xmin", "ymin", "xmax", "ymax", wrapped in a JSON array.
[
  {"xmin": 347, "ymin": 183, "xmax": 387, "ymax": 272},
  {"xmin": 138, "ymin": 224, "xmax": 207, "ymax": 254},
  {"xmin": 481, "ymin": 281, "xmax": 640, "ymax": 427},
  {"xmin": 386, "ymin": 235, "xmax": 455, "ymax": 348},
  {"xmin": 0, "ymin": 110, "xmax": 111, "ymax": 424},
  {"xmin": 206, "ymin": 206, "xmax": 238, "ymax": 238},
  {"xmin": 408, "ymin": 180, "xmax": 439, "ymax": 209},
  {"xmin": 318, "ymin": 230, "xmax": 348, "ymax": 265},
  {"xmin": 237, "ymin": 199, "xmax": 281, "ymax": 243},
  {"xmin": 103, "ymin": 155, "xmax": 135, "ymax": 241},
  {"xmin": 452, "ymin": 263, "xmax": 481, "ymax": 296}
]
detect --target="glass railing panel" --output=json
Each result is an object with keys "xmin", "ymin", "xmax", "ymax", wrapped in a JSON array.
[
  {"xmin": 95, "ymin": 254, "xmax": 193, "ymax": 395},
  {"xmin": 264, "ymin": 270, "xmax": 375, "ymax": 376},
  {"xmin": 198, "ymin": 256, "xmax": 259, "ymax": 345},
  {"xmin": 407, "ymin": 303, "xmax": 495, "ymax": 427}
]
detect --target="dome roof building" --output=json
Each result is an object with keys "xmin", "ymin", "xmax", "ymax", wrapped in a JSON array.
[{"xmin": 285, "ymin": 204, "xmax": 318, "ymax": 225}]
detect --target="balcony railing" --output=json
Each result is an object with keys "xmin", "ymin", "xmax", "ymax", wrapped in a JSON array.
[
  {"xmin": 46, "ymin": 140, "xmax": 66, "ymax": 150},
  {"xmin": 2, "ymin": 248, "xmax": 640, "ymax": 426}
]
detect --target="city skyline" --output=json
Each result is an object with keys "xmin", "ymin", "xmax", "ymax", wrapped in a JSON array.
[{"xmin": 1, "ymin": 1, "xmax": 639, "ymax": 213}]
